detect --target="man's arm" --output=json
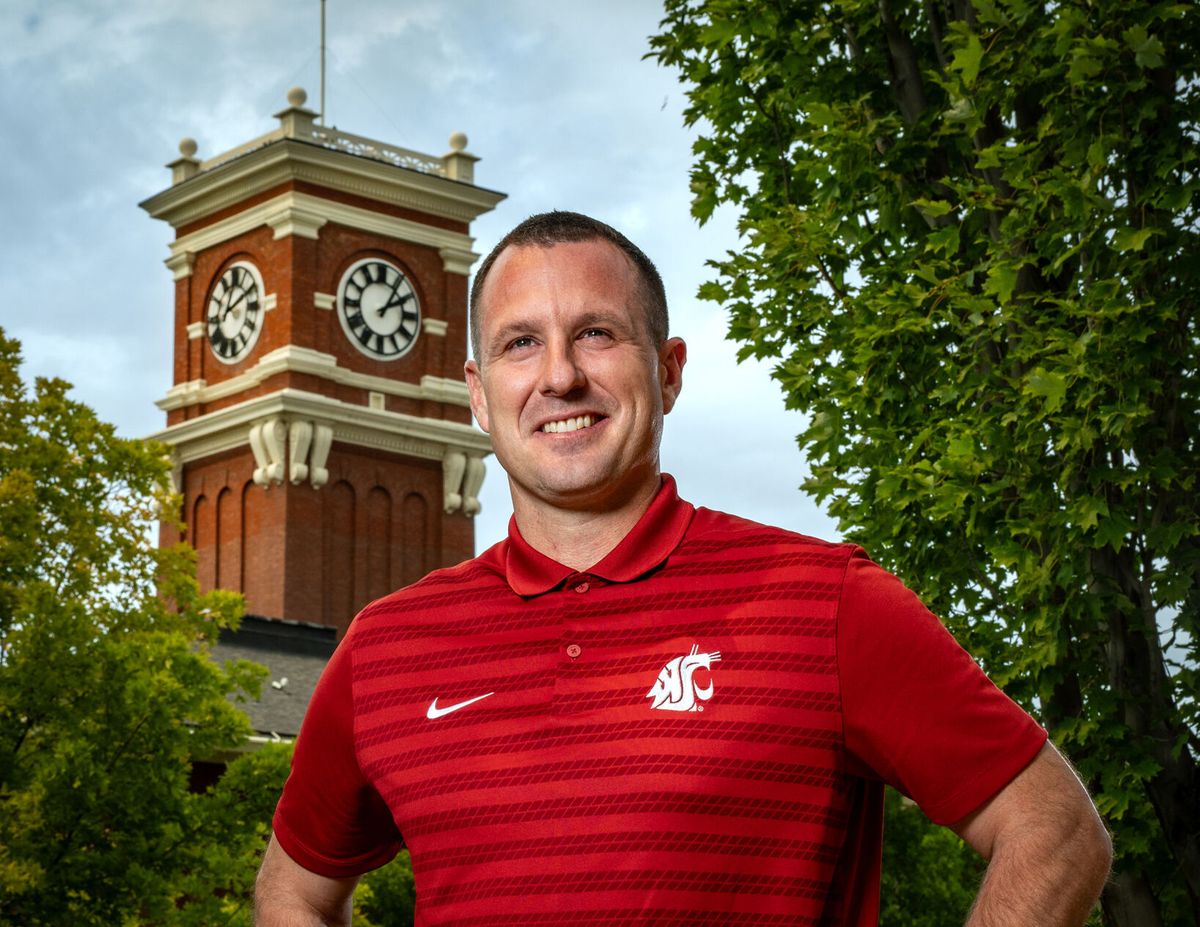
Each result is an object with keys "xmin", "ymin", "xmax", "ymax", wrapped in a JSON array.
[
  {"xmin": 952, "ymin": 742, "xmax": 1112, "ymax": 926},
  {"xmin": 254, "ymin": 834, "xmax": 360, "ymax": 927}
]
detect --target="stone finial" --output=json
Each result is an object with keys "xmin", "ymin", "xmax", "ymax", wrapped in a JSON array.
[
  {"xmin": 443, "ymin": 132, "xmax": 479, "ymax": 184},
  {"xmin": 275, "ymin": 86, "xmax": 318, "ymax": 139},
  {"xmin": 168, "ymin": 137, "xmax": 201, "ymax": 185}
]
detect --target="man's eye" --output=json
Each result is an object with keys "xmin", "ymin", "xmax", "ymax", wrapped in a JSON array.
[
  {"xmin": 580, "ymin": 328, "xmax": 611, "ymax": 340},
  {"xmin": 509, "ymin": 336, "xmax": 536, "ymax": 350}
]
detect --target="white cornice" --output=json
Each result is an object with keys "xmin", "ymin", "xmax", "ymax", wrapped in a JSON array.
[
  {"xmin": 155, "ymin": 344, "xmax": 471, "ymax": 412},
  {"xmin": 139, "ymin": 138, "xmax": 505, "ymax": 231},
  {"xmin": 265, "ymin": 202, "xmax": 326, "ymax": 240},
  {"xmin": 149, "ymin": 387, "xmax": 491, "ymax": 467},
  {"xmin": 166, "ymin": 251, "xmax": 195, "ymax": 280},
  {"xmin": 162, "ymin": 190, "xmax": 479, "ymax": 276}
]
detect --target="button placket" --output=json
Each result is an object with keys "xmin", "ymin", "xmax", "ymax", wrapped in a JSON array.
[{"xmin": 556, "ymin": 573, "xmax": 601, "ymax": 713}]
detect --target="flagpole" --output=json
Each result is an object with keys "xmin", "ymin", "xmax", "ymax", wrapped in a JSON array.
[{"xmin": 319, "ymin": 0, "xmax": 327, "ymax": 125}]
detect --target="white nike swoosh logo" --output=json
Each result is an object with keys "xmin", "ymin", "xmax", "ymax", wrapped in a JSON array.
[{"xmin": 426, "ymin": 692, "xmax": 495, "ymax": 719}]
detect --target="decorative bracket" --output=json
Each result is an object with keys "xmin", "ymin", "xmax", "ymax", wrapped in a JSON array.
[
  {"xmin": 249, "ymin": 419, "xmax": 287, "ymax": 486},
  {"xmin": 288, "ymin": 421, "xmax": 313, "ymax": 484},
  {"xmin": 308, "ymin": 424, "xmax": 333, "ymax": 489},
  {"xmin": 443, "ymin": 451, "xmax": 485, "ymax": 516},
  {"xmin": 250, "ymin": 417, "xmax": 332, "ymax": 489},
  {"xmin": 463, "ymin": 456, "xmax": 485, "ymax": 516}
]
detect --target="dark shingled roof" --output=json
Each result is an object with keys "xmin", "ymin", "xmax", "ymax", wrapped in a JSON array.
[{"xmin": 211, "ymin": 615, "xmax": 337, "ymax": 739}]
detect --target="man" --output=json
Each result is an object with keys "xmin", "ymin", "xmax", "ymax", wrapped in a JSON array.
[{"xmin": 255, "ymin": 212, "xmax": 1111, "ymax": 925}]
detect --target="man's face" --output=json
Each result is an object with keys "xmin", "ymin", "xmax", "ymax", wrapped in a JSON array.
[{"xmin": 465, "ymin": 239, "xmax": 685, "ymax": 514}]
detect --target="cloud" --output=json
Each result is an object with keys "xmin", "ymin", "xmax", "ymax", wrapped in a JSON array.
[{"xmin": 1, "ymin": 0, "xmax": 836, "ymax": 562}]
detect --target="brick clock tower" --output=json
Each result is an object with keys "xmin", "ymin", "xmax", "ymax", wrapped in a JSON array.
[{"xmin": 141, "ymin": 87, "xmax": 505, "ymax": 669}]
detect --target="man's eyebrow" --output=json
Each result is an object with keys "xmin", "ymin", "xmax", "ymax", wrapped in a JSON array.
[
  {"xmin": 487, "ymin": 318, "xmax": 541, "ymax": 348},
  {"xmin": 572, "ymin": 309, "xmax": 637, "ymax": 332}
]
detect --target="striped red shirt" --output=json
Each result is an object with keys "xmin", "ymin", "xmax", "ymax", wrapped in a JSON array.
[{"xmin": 273, "ymin": 475, "xmax": 1045, "ymax": 925}]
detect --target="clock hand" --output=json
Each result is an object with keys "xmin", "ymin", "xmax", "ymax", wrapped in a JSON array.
[
  {"xmin": 222, "ymin": 288, "xmax": 249, "ymax": 320},
  {"xmin": 377, "ymin": 291, "xmax": 414, "ymax": 316}
]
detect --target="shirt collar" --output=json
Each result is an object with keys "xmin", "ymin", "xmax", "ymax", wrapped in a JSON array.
[{"xmin": 503, "ymin": 474, "xmax": 695, "ymax": 597}]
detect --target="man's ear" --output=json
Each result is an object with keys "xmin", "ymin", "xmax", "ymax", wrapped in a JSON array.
[
  {"xmin": 464, "ymin": 359, "xmax": 490, "ymax": 433},
  {"xmin": 658, "ymin": 337, "xmax": 686, "ymax": 415}
]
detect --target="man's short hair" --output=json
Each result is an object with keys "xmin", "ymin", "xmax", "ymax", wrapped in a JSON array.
[{"xmin": 469, "ymin": 211, "xmax": 668, "ymax": 359}]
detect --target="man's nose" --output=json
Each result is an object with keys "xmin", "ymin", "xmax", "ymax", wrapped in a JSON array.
[{"xmin": 538, "ymin": 340, "xmax": 586, "ymax": 395}]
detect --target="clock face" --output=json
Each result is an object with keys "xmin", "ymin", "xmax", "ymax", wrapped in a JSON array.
[
  {"xmin": 206, "ymin": 261, "xmax": 264, "ymax": 364},
  {"xmin": 337, "ymin": 258, "xmax": 421, "ymax": 360}
]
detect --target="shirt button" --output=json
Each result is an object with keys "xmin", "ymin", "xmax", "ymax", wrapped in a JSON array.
[
  {"xmin": 566, "ymin": 643, "xmax": 582, "ymax": 659},
  {"xmin": 574, "ymin": 582, "xmax": 589, "ymax": 593}
]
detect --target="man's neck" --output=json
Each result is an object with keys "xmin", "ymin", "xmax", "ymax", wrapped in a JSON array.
[{"xmin": 509, "ymin": 475, "xmax": 660, "ymax": 572}]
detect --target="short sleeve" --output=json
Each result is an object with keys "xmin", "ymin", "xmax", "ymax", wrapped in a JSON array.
[
  {"xmin": 838, "ymin": 552, "xmax": 1047, "ymax": 825},
  {"xmin": 271, "ymin": 627, "xmax": 402, "ymax": 877}
]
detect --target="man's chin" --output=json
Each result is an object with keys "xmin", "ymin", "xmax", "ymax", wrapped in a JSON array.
[{"xmin": 515, "ymin": 465, "xmax": 659, "ymax": 513}]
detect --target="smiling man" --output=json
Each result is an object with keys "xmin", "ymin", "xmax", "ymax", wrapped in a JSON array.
[{"xmin": 255, "ymin": 212, "xmax": 1111, "ymax": 926}]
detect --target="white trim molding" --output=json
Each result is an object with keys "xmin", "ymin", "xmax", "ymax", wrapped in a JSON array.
[
  {"xmin": 265, "ymin": 202, "xmax": 327, "ymax": 241},
  {"xmin": 140, "ymin": 137, "xmax": 505, "ymax": 232},
  {"xmin": 155, "ymin": 344, "xmax": 472, "ymax": 412},
  {"xmin": 159, "ymin": 190, "xmax": 480, "ymax": 277},
  {"xmin": 166, "ymin": 251, "xmax": 196, "ymax": 280},
  {"xmin": 149, "ymin": 388, "xmax": 492, "ymax": 475},
  {"xmin": 421, "ymin": 318, "xmax": 448, "ymax": 337}
]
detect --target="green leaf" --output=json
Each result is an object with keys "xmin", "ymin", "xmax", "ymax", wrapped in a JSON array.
[
  {"xmin": 912, "ymin": 198, "xmax": 954, "ymax": 219},
  {"xmin": 1069, "ymin": 495, "xmax": 1109, "ymax": 532},
  {"xmin": 985, "ymin": 263, "xmax": 1018, "ymax": 304},
  {"xmin": 1025, "ymin": 368, "xmax": 1069, "ymax": 413},
  {"xmin": 1113, "ymin": 227, "xmax": 1155, "ymax": 252},
  {"xmin": 1067, "ymin": 50, "xmax": 1103, "ymax": 83},
  {"xmin": 1124, "ymin": 24, "xmax": 1165, "ymax": 68},
  {"xmin": 951, "ymin": 32, "xmax": 985, "ymax": 86}
]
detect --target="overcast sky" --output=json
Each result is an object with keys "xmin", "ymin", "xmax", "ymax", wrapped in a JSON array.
[{"xmin": 0, "ymin": 0, "xmax": 838, "ymax": 551}]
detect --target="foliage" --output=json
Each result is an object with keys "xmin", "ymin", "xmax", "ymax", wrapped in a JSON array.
[
  {"xmin": 356, "ymin": 851, "xmax": 417, "ymax": 927},
  {"xmin": 0, "ymin": 329, "xmax": 273, "ymax": 925},
  {"xmin": 651, "ymin": 1, "xmax": 1199, "ymax": 923},
  {"xmin": 163, "ymin": 744, "xmax": 293, "ymax": 927},
  {"xmin": 879, "ymin": 789, "xmax": 982, "ymax": 927}
]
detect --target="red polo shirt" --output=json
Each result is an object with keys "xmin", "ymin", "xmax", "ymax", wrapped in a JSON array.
[{"xmin": 273, "ymin": 475, "xmax": 1045, "ymax": 926}]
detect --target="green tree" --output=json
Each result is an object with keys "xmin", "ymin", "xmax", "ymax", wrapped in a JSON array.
[
  {"xmin": 0, "ymin": 329, "xmax": 278, "ymax": 924},
  {"xmin": 356, "ymin": 851, "xmax": 417, "ymax": 927},
  {"xmin": 650, "ymin": 1, "xmax": 1198, "ymax": 923},
  {"xmin": 880, "ymin": 789, "xmax": 983, "ymax": 927}
]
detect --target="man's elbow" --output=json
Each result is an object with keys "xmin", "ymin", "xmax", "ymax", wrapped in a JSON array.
[
  {"xmin": 1074, "ymin": 800, "xmax": 1114, "ymax": 891},
  {"xmin": 1041, "ymin": 783, "xmax": 1113, "ymax": 912}
]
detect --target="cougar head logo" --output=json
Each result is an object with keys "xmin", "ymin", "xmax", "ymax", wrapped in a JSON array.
[{"xmin": 646, "ymin": 644, "xmax": 722, "ymax": 712}]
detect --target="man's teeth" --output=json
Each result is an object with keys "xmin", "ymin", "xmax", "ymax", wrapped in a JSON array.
[{"xmin": 542, "ymin": 415, "xmax": 595, "ymax": 434}]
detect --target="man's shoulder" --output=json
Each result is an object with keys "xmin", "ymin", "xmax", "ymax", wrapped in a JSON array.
[
  {"xmin": 351, "ymin": 540, "xmax": 510, "ymax": 627},
  {"xmin": 683, "ymin": 504, "xmax": 857, "ymax": 560}
]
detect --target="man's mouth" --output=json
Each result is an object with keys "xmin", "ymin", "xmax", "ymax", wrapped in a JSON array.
[{"xmin": 541, "ymin": 414, "xmax": 600, "ymax": 434}]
